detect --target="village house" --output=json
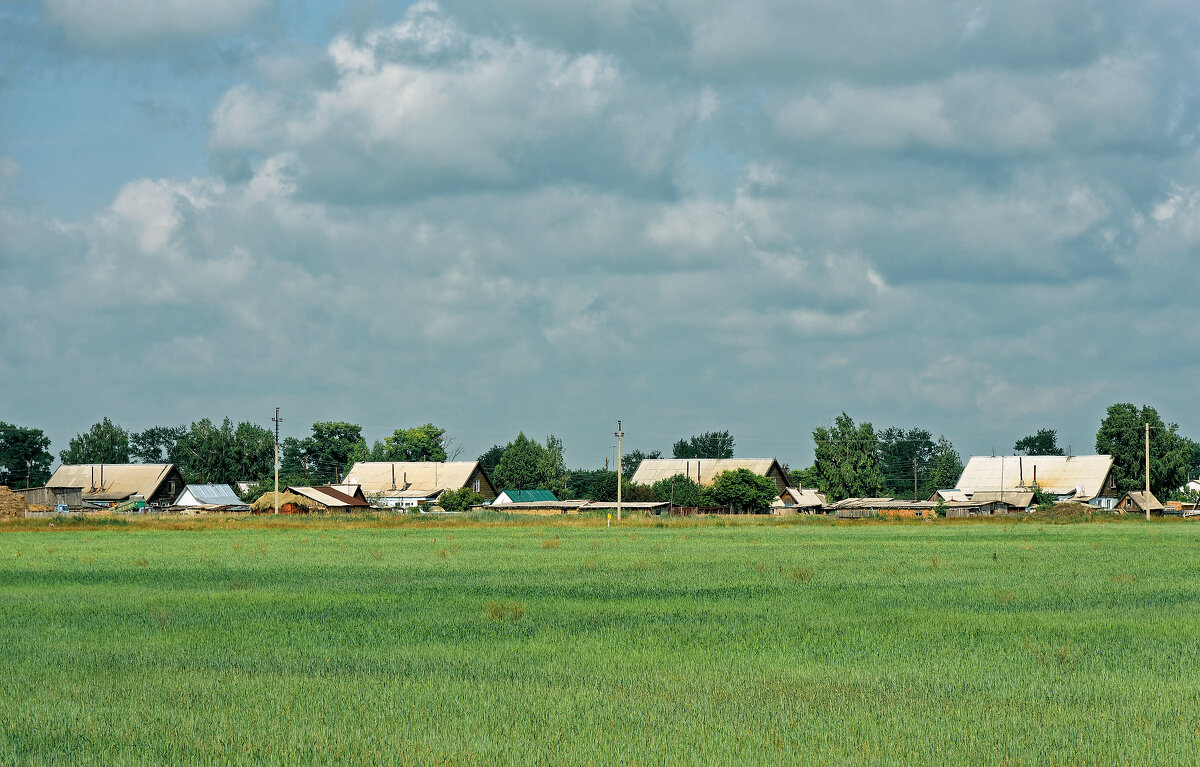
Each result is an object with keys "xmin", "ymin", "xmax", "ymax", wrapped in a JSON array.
[
  {"xmin": 46, "ymin": 463, "xmax": 187, "ymax": 507},
  {"xmin": 955, "ymin": 455, "xmax": 1118, "ymax": 508},
  {"xmin": 629, "ymin": 458, "xmax": 791, "ymax": 495},
  {"xmin": 342, "ymin": 461, "xmax": 496, "ymax": 507}
]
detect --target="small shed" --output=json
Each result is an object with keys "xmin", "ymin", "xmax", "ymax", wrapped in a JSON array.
[
  {"xmin": 14, "ymin": 486, "xmax": 84, "ymax": 510},
  {"xmin": 493, "ymin": 489, "xmax": 559, "ymax": 505},
  {"xmin": 774, "ymin": 487, "xmax": 826, "ymax": 514},
  {"xmin": 175, "ymin": 484, "xmax": 247, "ymax": 509},
  {"xmin": 1115, "ymin": 491, "xmax": 1164, "ymax": 515},
  {"xmin": 286, "ymin": 485, "xmax": 370, "ymax": 509}
]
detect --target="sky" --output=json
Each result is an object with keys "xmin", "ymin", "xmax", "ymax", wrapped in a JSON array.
[{"xmin": 3, "ymin": 0, "xmax": 1199, "ymax": 474}]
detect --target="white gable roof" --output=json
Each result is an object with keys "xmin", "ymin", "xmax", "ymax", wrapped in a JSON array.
[{"xmin": 956, "ymin": 455, "xmax": 1113, "ymax": 498}]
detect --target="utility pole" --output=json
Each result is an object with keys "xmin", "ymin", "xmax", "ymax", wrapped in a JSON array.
[
  {"xmin": 1145, "ymin": 422, "xmax": 1151, "ymax": 521},
  {"xmin": 913, "ymin": 456, "xmax": 918, "ymax": 500},
  {"xmin": 272, "ymin": 407, "xmax": 283, "ymax": 515},
  {"xmin": 614, "ymin": 420, "xmax": 624, "ymax": 522}
]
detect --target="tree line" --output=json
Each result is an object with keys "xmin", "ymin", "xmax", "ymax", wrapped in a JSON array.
[{"xmin": 1, "ymin": 404, "xmax": 1197, "ymax": 504}]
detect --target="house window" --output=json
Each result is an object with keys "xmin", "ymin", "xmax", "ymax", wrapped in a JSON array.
[{"xmin": 473, "ymin": 476, "xmax": 480, "ymax": 492}]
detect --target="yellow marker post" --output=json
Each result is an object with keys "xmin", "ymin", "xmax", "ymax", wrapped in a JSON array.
[{"xmin": 607, "ymin": 513, "xmax": 611, "ymax": 528}]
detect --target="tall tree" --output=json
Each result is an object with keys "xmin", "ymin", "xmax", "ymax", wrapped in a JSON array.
[
  {"xmin": 708, "ymin": 468, "xmax": 778, "ymax": 513},
  {"xmin": 0, "ymin": 422, "xmax": 53, "ymax": 488},
  {"xmin": 877, "ymin": 427, "xmax": 936, "ymax": 498},
  {"xmin": 672, "ymin": 431, "xmax": 735, "ymax": 459},
  {"xmin": 301, "ymin": 421, "xmax": 364, "ymax": 482},
  {"xmin": 382, "ymin": 423, "xmax": 449, "ymax": 462},
  {"xmin": 650, "ymin": 473, "xmax": 708, "ymax": 507},
  {"xmin": 493, "ymin": 433, "xmax": 547, "ymax": 491},
  {"xmin": 59, "ymin": 418, "xmax": 130, "ymax": 465},
  {"xmin": 538, "ymin": 434, "xmax": 569, "ymax": 498},
  {"xmin": 621, "ymin": 448, "xmax": 662, "ymax": 478},
  {"xmin": 478, "ymin": 445, "xmax": 506, "ymax": 480},
  {"xmin": 1014, "ymin": 429, "xmax": 1064, "ymax": 456},
  {"xmin": 176, "ymin": 418, "xmax": 237, "ymax": 485},
  {"xmin": 926, "ymin": 437, "xmax": 965, "ymax": 494},
  {"xmin": 811, "ymin": 413, "xmax": 885, "ymax": 502},
  {"xmin": 1095, "ymin": 403, "xmax": 1191, "ymax": 499},
  {"xmin": 130, "ymin": 425, "xmax": 187, "ymax": 464}
]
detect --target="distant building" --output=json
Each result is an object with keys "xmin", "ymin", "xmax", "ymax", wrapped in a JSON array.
[
  {"xmin": 343, "ymin": 461, "xmax": 497, "ymax": 507},
  {"xmin": 493, "ymin": 489, "xmax": 558, "ymax": 505},
  {"xmin": 629, "ymin": 459, "xmax": 791, "ymax": 495},
  {"xmin": 956, "ymin": 455, "xmax": 1118, "ymax": 508},
  {"xmin": 174, "ymin": 483, "xmax": 248, "ymax": 510},
  {"xmin": 46, "ymin": 463, "xmax": 187, "ymax": 507}
]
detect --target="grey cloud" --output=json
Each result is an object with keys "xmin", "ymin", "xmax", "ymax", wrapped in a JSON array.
[{"xmin": 42, "ymin": 0, "xmax": 274, "ymax": 51}]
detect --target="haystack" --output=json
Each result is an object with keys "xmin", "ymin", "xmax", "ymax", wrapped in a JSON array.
[
  {"xmin": 0, "ymin": 486, "xmax": 29, "ymax": 518},
  {"xmin": 250, "ymin": 491, "xmax": 327, "ymax": 513}
]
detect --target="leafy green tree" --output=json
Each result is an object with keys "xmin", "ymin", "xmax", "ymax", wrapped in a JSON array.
[
  {"xmin": 59, "ymin": 418, "xmax": 130, "ymax": 465},
  {"xmin": 176, "ymin": 418, "xmax": 237, "ymax": 485},
  {"xmin": 382, "ymin": 423, "xmax": 449, "ymax": 462},
  {"xmin": 877, "ymin": 427, "xmax": 936, "ymax": 498},
  {"xmin": 478, "ymin": 445, "xmax": 506, "ymax": 480},
  {"xmin": 566, "ymin": 468, "xmax": 607, "ymax": 499},
  {"xmin": 1095, "ymin": 403, "xmax": 1192, "ymax": 499},
  {"xmin": 621, "ymin": 449, "xmax": 662, "ymax": 478},
  {"xmin": 672, "ymin": 431, "xmax": 734, "ymax": 459},
  {"xmin": 925, "ymin": 437, "xmax": 965, "ymax": 494},
  {"xmin": 1188, "ymin": 438, "xmax": 1200, "ymax": 482},
  {"xmin": 708, "ymin": 468, "xmax": 777, "ymax": 513},
  {"xmin": 587, "ymin": 472, "xmax": 656, "ymax": 502},
  {"xmin": 650, "ymin": 473, "xmax": 709, "ymax": 506},
  {"xmin": 1014, "ymin": 429, "xmax": 1064, "ymax": 456},
  {"xmin": 493, "ymin": 433, "xmax": 546, "ymax": 491},
  {"xmin": 812, "ymin": 413, "xmax": 885, "ymax": 502},
  {"xmin": 230, "ymin": 422, "xmax": 275, "ymax": 482},
  {"xmin": 538, "ymin": 434, "xmax": 569, "ymax": 498},
  {"xmin": 790, "ymin": 465, "xmax": 821, "ymax": 489},
  {"xmin": 130, "ymin": 425, "xmax": 186, "ymax": 463},
  {"xmin": 301, "ymin": 422, "xmax": 364, "ymax": 482},
  {"xmin": 438, "ymin": 487, "xmax": 483, "ymax": 512},
  {"xmin": 0, "ymin": 422, "xmax": 53, "ymax": 487}
]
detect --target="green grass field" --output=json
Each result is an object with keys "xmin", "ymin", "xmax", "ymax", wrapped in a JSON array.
[{"xmin": 2, "ymin": 516, "xmax": 1199, "ymax": 765}]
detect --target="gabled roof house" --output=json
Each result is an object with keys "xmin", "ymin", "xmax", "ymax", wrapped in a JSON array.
[
  {"xmin": 343, "ymin": 461, "xmax": 497, "ymax": 507},
  {"xmin": 46, "ymin": 463, "xmax": 187, "ymax": 506},
  {"xmin": 629, "ymin": 459, "xmax": 790, "ymax": 495}
]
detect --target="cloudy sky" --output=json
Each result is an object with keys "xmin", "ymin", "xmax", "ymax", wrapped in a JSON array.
[{"xmin": 3, "ymin": 0, "xmax": 1199, "ymax": 471}]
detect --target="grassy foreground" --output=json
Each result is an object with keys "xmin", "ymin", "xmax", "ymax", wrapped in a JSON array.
[{"xmin": 2, "ymin": 517, "xmax": 1199, "ymax": 765}]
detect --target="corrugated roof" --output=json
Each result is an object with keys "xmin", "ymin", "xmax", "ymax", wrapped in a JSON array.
[
  {"xmin": 781, "ymin": 487, "xmax": 825, "ymax": 506},
  {"xmin": 47, "ymin": 464, "xmax": 177, "ymax": 501},
  {"xmin": 956, "ymin": 455, "xmax": 1114, "ymax": 498},
  {"xmin": 494, "ymin": 489, "xmax": 558, "ymax": 504},
  {"xmin": 178, "ymin": 484, "xmax": 243, "ymax": 506},
  {"xmin": 344, "ymin": 462, "xmax": 483, "ymax": 494},
  {"xmin": 931, "ymin": 489, "xmax": 970, "ymax": 503},
  {"xmin": 970, "ymin": 491, "xmax": 1035, "ymax": 507},
  {"xmin": 287, "ymin": 486, "xmax": 369, "ymax": 508},
  {"xmin": 1118, "ymin": 491, "xmax": 1163, "ymax": 512},
  {"xmin": 629, "ymin": 459, "xmax": 784, "ymax": 487}
]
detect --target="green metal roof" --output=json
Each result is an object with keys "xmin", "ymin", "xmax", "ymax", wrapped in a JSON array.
[{"xmin": 499, "ymin": 489, "xmax": 558, "ymax": 502}]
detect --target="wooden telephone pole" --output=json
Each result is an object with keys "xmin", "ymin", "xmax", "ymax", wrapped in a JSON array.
[
  {"xmin": 614, "ymin": 420, "xmax": 624, "ymax": 522},
  {"xmin": 272, "ymin": 407, "xmax": 283, "ymax": 515},
  {"xmin": 1145, "ymin": 422, "xmax": 1151, "ymax": 522}
]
